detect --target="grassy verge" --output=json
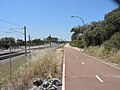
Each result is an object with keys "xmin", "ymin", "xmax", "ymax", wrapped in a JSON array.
[
  {"xmin": 1, "ymin": 47, "xmax": 63, "ymax": 90},
  {"xmin": 84, "ymin": 46, "xmax": 120, "ymax": 65}
]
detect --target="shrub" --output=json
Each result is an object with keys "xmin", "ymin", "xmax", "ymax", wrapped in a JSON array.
[
  {"xmin": 70, "ymin": 40, "xmax": 84, "ymax": 48},
  {"xmin": 104, "ymin": 32, "xmax": 120, "ymax": 51}
]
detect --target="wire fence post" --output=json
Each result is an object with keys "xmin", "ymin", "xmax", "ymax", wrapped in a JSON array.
[{"xmin": 9, "ymin": 38, "xmax": 12, "ymax": 79}]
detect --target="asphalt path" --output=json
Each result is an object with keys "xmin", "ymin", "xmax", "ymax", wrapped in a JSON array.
[{"xmin": 63, "ymin": 45, "xmax": 120, "ymax": 90}]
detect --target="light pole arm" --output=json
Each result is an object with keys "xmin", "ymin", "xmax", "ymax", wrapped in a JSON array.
[
  {"xmin": 70, "ymin": 16, "xmax": 86, "ymax": 48},
  {"xmin": 71, "ymin": 16, "xmax": 85, "ymax": 26}
]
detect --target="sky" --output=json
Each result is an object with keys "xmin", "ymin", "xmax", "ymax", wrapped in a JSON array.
[{"xmin": 0, "ymin": 0, "xmax": 119, "ymax": 41}]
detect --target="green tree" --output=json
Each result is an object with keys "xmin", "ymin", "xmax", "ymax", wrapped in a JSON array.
[
  {"xmin": 0, "ymin": 37, "xmax": 16, "ymax": 49},
  {"xmin": 104, "ymin": 7, "xmax": 120, "ymax": 40},
  {"xmin": 70, "ymin": 7, "xmax": 120, "ymax": 50},
  {"xmin": 17, "ymin": 39, "xmax": 24, "ymax": 46}
]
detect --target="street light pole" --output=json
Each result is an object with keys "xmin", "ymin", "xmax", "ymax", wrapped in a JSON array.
[{"xmin": 70, "ymin": 16, "xmax": 86, "ymax": 48}]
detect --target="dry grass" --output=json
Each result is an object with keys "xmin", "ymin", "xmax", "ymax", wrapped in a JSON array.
[
  {"xmin": 1, "ymin": 48, "xmax": 63, "ymax": 90},
  {"xmin": 85, "ymin": 46, "xmax": 120, "ymax": 65},
  {"xmin": 110, "ymin": 51, "xmax": 120, "ymax": 64},
  {"xmin": 0, "ymin": 56, "xmax": 27, "ymax": 89},
  {"xmin": 84, "ymin": 46, "xmax": 105, "ymax": 57}
]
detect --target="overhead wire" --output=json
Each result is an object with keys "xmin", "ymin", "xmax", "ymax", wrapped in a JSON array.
[
  {"xmin": 0, "ymin": 18, "xmax": 22, "ymax": 27},
  {"xmin": 0, "ymin": 18, "xmax": 47, "ymax": 40}
]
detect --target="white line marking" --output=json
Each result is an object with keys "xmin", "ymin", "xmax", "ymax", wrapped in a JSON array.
[
  {"xmin": 87, "ymin": 54, "xmax": 120, "ymax": 70},
  {"xmin": 76, "ymin": 56, "xmax": 78, "ymax": 59},
  {"xmin": 112, "ymin": 75, "xmax": 120, "ymax": 78},
  {"xmin": 71, "ymin": 75, "xmax": 77, "ymax": 78},
  {"xmin": 95, "ymin": 75, "xmax": 104, "ymax": 82},
  {"xmin": 104, "ymin": 75, "xmax": 120, "ymax": 78},
  {"xmin": 73, "ymin": 47, "xmax": 120, "ymax": 70},
  {"xmin": 62, "ymin": 52, "xmax": 65, "ymax": 90},
  {"xmin": 95, "ymin": 59, "xmax": 120, "ymax": 70},
  {"xmin": 80, "ymin": 52, "xmax": 120, "ymax": 70},
  {"xmin": 81, "ymin": 61, "xmax": 85, "ymax": 65}
]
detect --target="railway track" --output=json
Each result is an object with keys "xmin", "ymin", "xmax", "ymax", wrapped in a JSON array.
[
  {"xmin": 0, "ymin": 51, "xmax": 27, "ymax": 61},
  {"xmin": 0, "ymin": 44, "xmax": 56, "ymax": 61}
]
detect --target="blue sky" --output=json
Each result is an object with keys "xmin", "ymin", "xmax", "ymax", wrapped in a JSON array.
[{"xmin": 0, "ymin": 0, "xmax": 119, "ymax": 40}]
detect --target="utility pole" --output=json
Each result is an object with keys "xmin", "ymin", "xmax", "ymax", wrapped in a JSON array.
[
  {"xmin": 29, "ymin": 35, "xmax": 31, "ymax": 58},
  {"xmin": 24, "ymin": 26, "xmax": 27, "ymax": 56}
]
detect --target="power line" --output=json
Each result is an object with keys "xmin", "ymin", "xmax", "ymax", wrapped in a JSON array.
[
  {"xmin": 27, "ymin": 28, "xmax": 46, "ymax": 39},
  {"xmin": 0, "ymin": 18, "xmax": 22, "ymax": 27},
  {"xmin": 28, "ymin": 28, "xmax": 41, "ymax": 35},
  {"xmin": 0, "ymin": 25, "xmax": 9, "ymax": 30},
  {"xmin": 9, "ymin": 28, "xmax": 24, "ymax": 35},
  {"xmin": 0, "ymin": 30, "xmax": 8, "ymax": 33},
  {"xmin": 0, "ymin": 18, "xmax": 47, "ymax": 40}
]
